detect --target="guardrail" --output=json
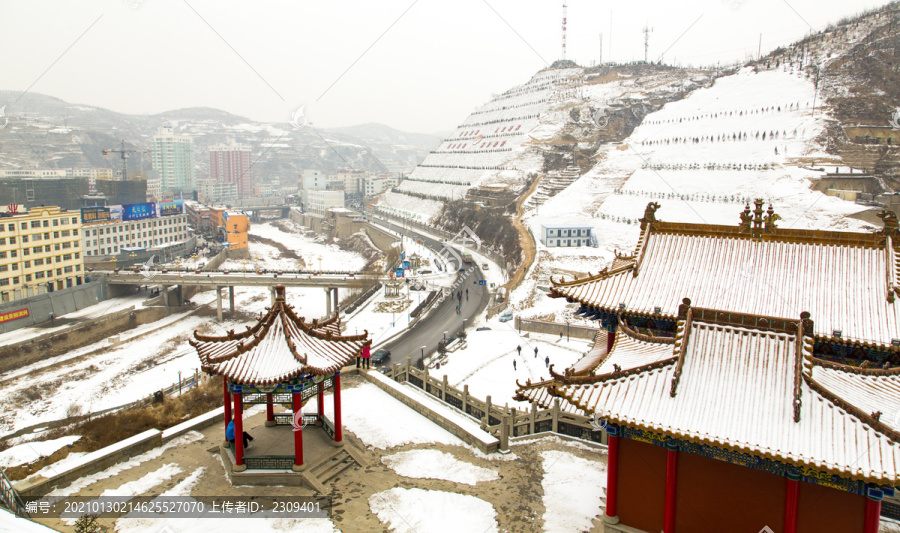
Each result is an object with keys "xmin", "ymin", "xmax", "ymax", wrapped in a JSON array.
[{"xmin": 0, "ymin": 468, "xmax": 29, "ymax": 517}]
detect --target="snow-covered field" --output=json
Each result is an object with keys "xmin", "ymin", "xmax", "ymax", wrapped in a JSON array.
[
  {"xmin": 540, "ymin": 450, "xmax": 607, "ymax": 533},
  {"xmin": 369, "ymin": 488, "xmax": 498, "ymax": 533},
  {"xmin": 382, "ymin": 449, "xmax": 499, "ymax": 485}
]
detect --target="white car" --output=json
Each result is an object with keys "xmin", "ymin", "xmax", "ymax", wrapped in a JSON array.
[{"xmin": 498, "ymin": 311, "xmax": 513, "ymax": 322}]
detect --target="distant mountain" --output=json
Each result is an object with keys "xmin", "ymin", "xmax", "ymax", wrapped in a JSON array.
[{"xmin": 0, "ymin": 92, "xmax": 440, "ymax": 181}]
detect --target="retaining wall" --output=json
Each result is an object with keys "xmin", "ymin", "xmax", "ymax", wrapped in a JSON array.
[
  {"xmin": 0, "ymin": 280, "xmax": 107, "ymax": 335},
  {"xmin": 514, "ymin": 317, "xmax": 599, "ymax": 340}
]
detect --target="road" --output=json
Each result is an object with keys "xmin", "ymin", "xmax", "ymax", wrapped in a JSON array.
[{"xmin": 369, "ymin": 216, "xmax": 490, "ymax": 366}]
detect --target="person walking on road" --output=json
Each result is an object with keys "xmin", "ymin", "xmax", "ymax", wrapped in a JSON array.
[
  {"xmin": 456, "ymin": 302, "xmax": 461, "ymax": 314},
  {"xmin": 559, "ymin": 331, "xmax": 563, "ymax": 341},
  {"xmin": 534, "ymin": 346, "xmax": 539, "ymax": 358},
  {"xmin": 517, "ymin": 345, "xmax": 522, "ymax": 356},
  {"xmin": 466, "ymin": 289, "xmax": 469, "ymax": 300},
  {"xmin": 545, "ymin": 355, "xmax": 550, "ymax": 368},
  {"xmin": 513, "ymin": 359, "xmax": 517, "ymax": 371}
]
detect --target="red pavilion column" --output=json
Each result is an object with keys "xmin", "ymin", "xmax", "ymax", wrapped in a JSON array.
[
  {"xmin": 265, "ymin": 393, "xmax": 275, "ymax": 427},
  {"xmin": 334, "ymin": 372, "xmax": 343, "ymax": 445},
  {"xmin": 863, "ymin": 488, "xmax": 883, "ymax": 533},
  {"xmin": 604, "ymin": 424, "xmax": 620, "ymax": 524},
  {"xmin": 233, "ymin": 387, "xmax": 246, "ymax": 471},
  {"xmin": 292, "ymin": 388, "xmax": 305, "ymax": 471},
  {"xmin": 664, "ymin": 440, "xmax": 679, "ymax": 533},
  {"xmin": 223, "ymin": 380, "xmax": 232, "ymax": 426},
  {"xmin": 317, "ymin": 382, "xmax": 325, "ymax": 424},
  {"xmin": 783, "ymin": 471, "xmax": 800, "ymax": 533}
]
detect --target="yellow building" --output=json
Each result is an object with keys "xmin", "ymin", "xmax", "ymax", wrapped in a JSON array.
[
  {"xmin": 210, "ymin": 207, "xmax": 250, "ymax": 250},
  {"xmin": 0, "ymin": 206, "xmax": 85, "ymax": 303}
]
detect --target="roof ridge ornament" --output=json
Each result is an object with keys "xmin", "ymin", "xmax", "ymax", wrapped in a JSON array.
[
  {"xmin": 877, "ymin": 210, "xmax": 900, "ymax": 241},
  {"xmin": 739, "ymin": 203, "xmax": 753, "ymax": 233},
  {"xmin": 640, "ymin": 202, "xmax": 660, "ymax": 231},
  {"xmin": 764, "ymin": 203, "xmax": 781, "ymax": 234}
]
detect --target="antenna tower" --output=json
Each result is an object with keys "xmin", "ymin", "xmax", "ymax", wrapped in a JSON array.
[
  {"xmin": 562, "ymin": 3, "xmax": 568, "ymax": 60},
  {"xmin": 599, "ymin": 32, "xmax": 603, "ymax": 64},
  {"xmin": 643, "ymin": 23, "xmax": 653, "ymax": 63}
]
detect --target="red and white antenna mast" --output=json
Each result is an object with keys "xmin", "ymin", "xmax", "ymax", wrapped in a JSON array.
[{"xmin": 561, "ymin": 3, "xmax": 568, "ymax": 60}]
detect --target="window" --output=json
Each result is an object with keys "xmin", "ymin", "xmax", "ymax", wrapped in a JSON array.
[
  {"xmin": 55, "ymin": 256, "xmax": 61, "ymax": 263},
  {"xmin": 44, "ymin": 246, "xmax": 50, "ymax": 252},
  {"xmin": 64, "ymin": 266, "xmax": 73, "ymax": 273},
  {"xmin": 43, "ymin": 233, "xmax": 49, "ymax": 240},
  {"xmin": 56, "ymin": 269, "xmax": 61, "ymax": 276},
  {"xmin": 74, "ymin": 253, "xmax": 79, "ymax": 259},
  {"xmin": 10, "ymin": 251, "xmax": 16, "ymax": 258},
  {"xmin": 21, "ymin": 235, "xmax": 27, "ymax": 243},
  {"xmin": 34, "ymin": 258, "xmax": 43, "ymax": 266},
  {"xmin": 32, "ymin": 234, "xmax": 40, "ymax": 241},
  {"xmin": 0, "ymin": 252, "xmax": 5, "ymax": 259},
  {"xmin": 11, "ymin": 277, "xmax": 18, "ymax": 284},
  {"xmin": 62, "ymin": 242, "xmax": 71, "ymax": 249},
  {"xmin": 25, "ymin": 274, "xmax": 31, "ymax": 282},
  {"xmin": 0, "ymin": 238, "xmax": 4, "ymax": 245},
  {"xmin": 53, "ymin": 232, "xmax": 59, "ymax": 239},
  {"xmin": 30, "ymin": 221, "xmax": 40, "ymax": 228},
  {"xmin": 61, "ymin": 230, "xmax": 70, "ymax": 237},
  {"xmin": 35, "ymin": 271, "xmax": 44, "ymax": 279},
  {"xmin": 75, "ymin": 265, "xmax": 80, "ymax": 271},
  {"xmin": 54, "ymin": 244, "xmax": 60, "ymax": 251},
  {"xmin": 42, "ymin": 220, "xmax": 48, "ymax": 227},
  {"xmin": 63, "ymin": 254, "xmax": 71, "ymax": 261},
  {"xmin": 0, "ymin": 265, "xmax": 6, "ymax": 272},
  {"xmin": 23, "ymin": 261, "xmax": 30, "ymax": 268},
  {"xmin": 0, "ymin": 279, "xmax": 7, "ymax": 286},
  {"xmin": 6, "ymin": 224, "xmax": 11, "ymax": 231},
  {"xmin": 23, "ymin": 249, "xmax": 28, "ymax": 256},
  {"xmin": 52, "ymin": 219, "xmax": 58, "ymax": 226},
  {"xmin": 71, "ymin": 217, "xmax": 77, "ymax": 224},
  {"xmin": 8, "ymin": 237, "xmax": 14, "ymax": 244},
  {"xmin": 73, "ymin": 229, "xmax": 78, "ymax": 236}
]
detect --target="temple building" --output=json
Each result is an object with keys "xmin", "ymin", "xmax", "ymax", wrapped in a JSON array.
[
  {"xmin": 516, "ymin": 201, "xmax": 900, "ymax": 533},
  {"xmin": 191, "ymin": 285, "xmax": 370, "ymax": 486}
]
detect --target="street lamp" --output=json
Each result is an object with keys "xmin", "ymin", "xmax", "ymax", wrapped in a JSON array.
[
  {"xmin": 318, "ymin": 255, "xmax": 323, "ymax": 274},
  {"xmin": 421, "ymin": 345, "xmax": 426, "ymax": 360}
]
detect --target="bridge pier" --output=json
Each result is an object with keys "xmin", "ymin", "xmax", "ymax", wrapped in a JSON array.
[
  {"xmin": 270, "ymin": 287, "xmax": 276, "ymax": 305},
  {"xmin": 216, "ymin": 286, "xmax": 223, "ymax": 322},
  {"xmin": 229, "ymin": 286, "xmax": 235, "ymax": 315},
  {"xmin": 332, "ymin": 287, "xmax": 338, "ymax": 315},
  {"xmin": 162, "ymin": 285, "xmax": 170, "ymax": 307},
  {"xmin": 323, "ymin": 287, "xmax": 339, "ymax": 317}
]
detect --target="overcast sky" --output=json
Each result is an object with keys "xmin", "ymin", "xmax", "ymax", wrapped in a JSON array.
[{"xmin": 1, "ymin": 0, "xmax": 890, "ymax": 133}]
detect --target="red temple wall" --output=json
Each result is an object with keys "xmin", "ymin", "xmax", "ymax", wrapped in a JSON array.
[
  {"xmin": 675, "ymin": 449, "xmax": 785, "ymax": 532},
  {"xmin": 618, "ymin": 437, "xmax": 666, "ymax": 531},
  {"xmin": 797, "ymin": 480, "xmax": 866, "ymax": 533}
]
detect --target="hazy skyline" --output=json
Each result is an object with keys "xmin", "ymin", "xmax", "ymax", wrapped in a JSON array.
[{"xmin": 1, "ymin": 0, "xmax": 890, "ymax": 133}]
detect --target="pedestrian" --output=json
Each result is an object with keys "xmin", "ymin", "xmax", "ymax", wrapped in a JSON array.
[
  {"xmin": 226, "ymin": 419, "xmax": 254, "ymax": 450},
  {"xmin": 545, "ymin": 355, "xmax": 549, "ymax": 368},
  {"xmin": 466, "ymin": 289, "xmax": 469, "ymax": 300},
  {"xmin": 362, "ymin": 344, "xmax": 371, "ymax": 369},
  {"xmin": 559, "ymin": 331, "xmax": 563, "ymax": 341},
  {"xmin": 534, "ymin": 346, "xmax": 538, "ymax": 358},
  {"xmin": 513, "ymin": 359, "xmax": 517, "ymax": 371},
  {"xmin": 517, "ymin": 345, "xmax": 522, "ymax": 356},
  {"xmin": 456, "ymin": 302, "xmax": 461, "ymax": 314}
]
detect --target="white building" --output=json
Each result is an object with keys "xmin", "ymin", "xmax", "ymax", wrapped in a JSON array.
[
  {"xmin": 333, "ymin": 170, "xmax": 368, "ymax": 195},
  {"xmin": 304, "ymin": 190, "xmax": 345, "ymax": 216},
  {"xmin": 82, "ymin": 214, "xmax": 189, "ymax": 257},
  {"xmin": 539, "ymin": 224, "xmax": 593, "ymax": 247},
  {"xmin": 365, "ymin": 174, "xmax": 400, "ymax": 196},
  {"xmin": 151, "ymin": 126, "xmax": 196, "ymax": 195},
  {"xmin": 301, "ymin": 169, "xmax": 328, "ymax": 191},
  {"xmin": 198, "ymin": 179, "xmax": 238, "ymax": 204}
]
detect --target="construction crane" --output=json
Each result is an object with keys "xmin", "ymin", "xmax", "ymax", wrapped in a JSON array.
[{"xmin": 102, "ymin": 139, "xmax": 143, "ymax": 182}]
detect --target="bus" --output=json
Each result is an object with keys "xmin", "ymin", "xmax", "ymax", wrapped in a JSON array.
[{"xmin": 462, "ymin": 252, "xmax": 473, "ymax": 263}]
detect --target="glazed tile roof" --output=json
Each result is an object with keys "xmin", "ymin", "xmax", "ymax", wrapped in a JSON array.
[
  {"xmin": 550, "ymin": 202, "xmax": 900, "ymax": 348},
  {"xmin": 523, "ymin": 306, "xmax": 900, "ymax": 484},
  {"xmin": 191, "ymin": 286, "xmax": 369, "ymax": 385}
]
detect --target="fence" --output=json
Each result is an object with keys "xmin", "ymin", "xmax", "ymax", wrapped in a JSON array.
[
  {"xmin": 0, "ymin": 468, "xmax": 29, "ymax": 517},
  {"xmin": 386, "ymin": 359, "xmax": 607, "ymax": 450},
  {"xmin": 514, "ymin": 317, "xmax": 600, "ymax": 340}
]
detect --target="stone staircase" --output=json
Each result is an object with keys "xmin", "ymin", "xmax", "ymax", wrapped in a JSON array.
[
  {"xmin": 588, "ymin": 487, "xmax": 609, "ymax": 531},
  {"xmin": 304, "ymin": 443, "xmax": 369, "ymax": 493},
  {"xmin": 525, "ymin": 166, "xmax": 582, "ymax": 211},
  {"xmin": 837, "ymin": 144, "xmax": 886, "ymax": 173}
]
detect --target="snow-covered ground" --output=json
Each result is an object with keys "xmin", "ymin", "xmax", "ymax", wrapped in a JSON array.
[
  {"xmin": 540, "ymin": 450, "xmax": 607, "ymax": 533},
  {"xmin": 430, "ymin": 324, "xmax": 592, "ymax": 410},
  {"xmin": 369, "ymin": 488, "xmax": 498, "ymax": 533},
  {"xmin": 0, "ymin": 435, "xmax": 79, "ymax": 468},
  {"xmin": 382, "ymin": 449, "xmax": 499, "ymax": 485}
]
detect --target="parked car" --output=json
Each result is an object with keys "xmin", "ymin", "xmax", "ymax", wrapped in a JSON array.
[
  {"xmin": 498, "ymin": 311, "xmax": 513, "ymax": 323},
  {"xmin": 371, "ymin": 349, "xmax": 391, "ymax": 365}
]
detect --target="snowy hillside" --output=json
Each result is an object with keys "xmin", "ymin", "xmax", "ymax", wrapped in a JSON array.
[
  {"xmin": 377, "ymin": 65, "xmax": 710, "ymax": 222},
  {"xmin": 515, "ymin": 66, "xmax": 874, "ymax": 320}
]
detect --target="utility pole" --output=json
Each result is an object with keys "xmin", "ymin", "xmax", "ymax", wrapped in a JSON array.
[
  {"xmin": 758, "ymin": 33, "xmax": 762, "ymax": 61},
  {"xmin": 642, "ymin": 23, "xmax": 653, "ymax": 63}
]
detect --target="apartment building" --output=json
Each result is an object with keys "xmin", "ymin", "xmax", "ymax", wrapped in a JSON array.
[
  {"xmin": 82, "ymin": 214, "xmax": 189, "ymax": 256},
  {"xmin": 0, "ymin": 206, "xmax": 85, "ymax": 303}
]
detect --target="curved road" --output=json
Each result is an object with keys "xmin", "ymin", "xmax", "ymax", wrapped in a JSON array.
[{"xmin": 368, "ymin": 216, "xmax": 490, "ymax": 366}]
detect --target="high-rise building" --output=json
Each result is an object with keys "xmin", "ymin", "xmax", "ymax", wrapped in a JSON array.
[
  {"xmin": 209, "ymin": 141, "xmax": 252, "ymax": 199},
  {"xmin": 151, "ymin": 126, "xmax": 196, "ymax": 195}
]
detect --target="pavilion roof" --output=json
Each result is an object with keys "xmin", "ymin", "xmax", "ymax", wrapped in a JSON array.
[
  {"xmin": 549, "ymin": 201, "xmax": 900, "ymax": 349},
  {"xmin": 517, "ymin": 305, "xmax": 900, "ymax": 485},
  {"xmin": 190, "ymin": 286, "xmax": 369, "ymax": 385}
]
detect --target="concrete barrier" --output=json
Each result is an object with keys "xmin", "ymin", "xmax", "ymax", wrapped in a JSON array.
[{"xmin": 162, "ymin": 407, "xmax": 224, "ymax": 442}]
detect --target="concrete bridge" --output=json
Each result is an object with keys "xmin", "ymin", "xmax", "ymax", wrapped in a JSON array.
[{"xmin": 96, "ymin": 270, "xmax": 384, "ymax": 321}]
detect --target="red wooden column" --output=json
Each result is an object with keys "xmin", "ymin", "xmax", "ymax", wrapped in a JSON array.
[
  {"xmin": 664, "ymin": 440, "xmax": 679, "ymax": 533},
  {"xmin": 334, "ymin": 372, "xmax": 343, "ymax": 444},
  {"xmin": 783, "ymin": 471, "xmax": 800, "ymax": 533},
  {"xmin": 233, "ymin": 388, "xmax": 245, "ymax": 471},
  {"xmin": 265, "ymin": 393, "xmax": 275, "ymax": 427},
  {"xmin": 605, "ymin": 424, "xmax": 620, "ymax": 522},
  {"xmin": 223, "ymin": 380, "xmax": 232, "ymax": 426},
  {"xmin": 317, "ymin": 382, "xmax": 325, "ymax": 423},
  {"xmin": 292, "ymin": 389, "xmax": 305, "ymax": 471},
  {"xmin": 863, "ymin": 488, "xmax": 883, "ymax": 533}
]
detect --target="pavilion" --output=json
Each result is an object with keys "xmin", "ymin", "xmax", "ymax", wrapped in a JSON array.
[
  {"xmin": 190, "ymin": 285, "xmax": 370, "ymax": 475},
  {"xmin": 516, "ymin": 201, "xmax": 900, "ymax": 533}
]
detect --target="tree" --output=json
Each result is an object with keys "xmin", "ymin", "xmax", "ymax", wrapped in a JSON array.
[{"xmin": 74, "ymin": 515, "xmax": 101, "ymax": 533}]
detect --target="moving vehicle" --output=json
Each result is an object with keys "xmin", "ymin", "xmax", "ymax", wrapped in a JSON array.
[
  {"xmin": 498, "ymin": 311, "xmax": 513, "ymax": 322},
  {"xmin": 371, "ymin": 349, "xmax": 391, "ymax": 365},
  {"xmin": 462, "ymin": 252, "xmax": 473, "ymax": 263}
]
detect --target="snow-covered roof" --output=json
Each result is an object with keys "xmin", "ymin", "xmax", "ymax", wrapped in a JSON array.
[
  {"xmin": 550, "ymin": 201, "xmax": 900, "ymax": 349},
  {"xmin": 190, "ymin": 286, "xmax": 370, "ymax": 385},
  {"xmin": 540, "ymin": 224, "xmax": 594, "ymax": 230},
  {"xmin": 520, "ymin": 305, "xmax": 900, "ymax": 485}
]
